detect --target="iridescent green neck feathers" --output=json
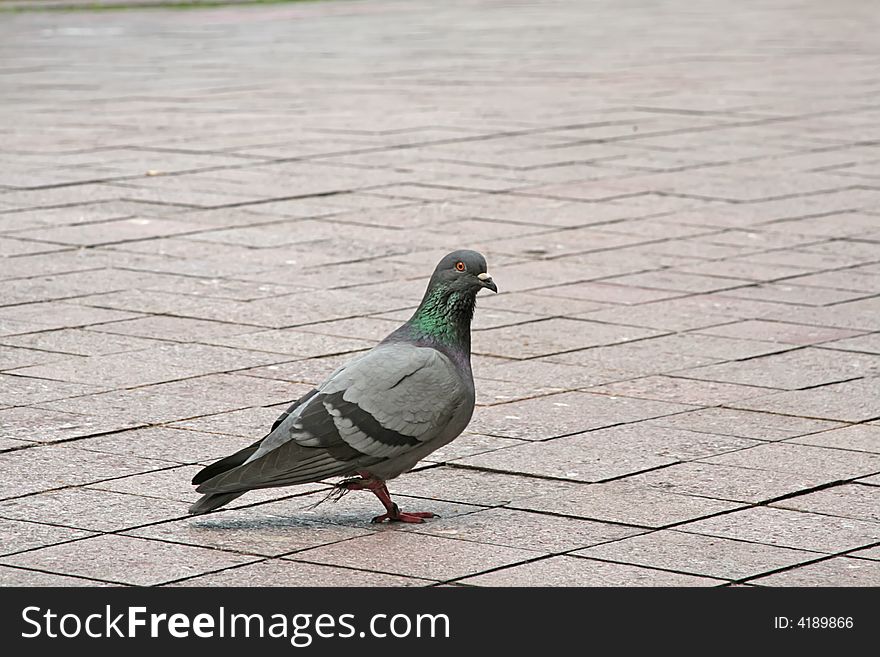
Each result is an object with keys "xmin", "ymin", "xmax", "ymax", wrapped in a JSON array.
[{"xmin": 407, "ymin": 284, "xmax": 476, "ymax": 349}]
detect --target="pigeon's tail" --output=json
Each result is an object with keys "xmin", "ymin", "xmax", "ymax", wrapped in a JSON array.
[{"xmin": 188, "ymin": 491, "xmax": 245, "ymax": 515}]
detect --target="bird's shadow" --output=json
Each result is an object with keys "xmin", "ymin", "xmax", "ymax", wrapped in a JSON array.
[{"xmin": 187, "ymin": 511, "xmax": 404, "ymax": 532}]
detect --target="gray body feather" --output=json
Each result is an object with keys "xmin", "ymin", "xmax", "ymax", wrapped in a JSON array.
[{"xmin": 190, "ymin": 342, "xmax": 474, "ymax": 513}]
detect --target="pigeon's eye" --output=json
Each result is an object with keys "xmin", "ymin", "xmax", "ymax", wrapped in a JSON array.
[{"xmin": 455, "ymin": 261, "xmax": 466, "ymax": 272}]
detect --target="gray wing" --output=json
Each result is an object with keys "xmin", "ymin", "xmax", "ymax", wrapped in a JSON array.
[{"xmin": 195, "ymin": 343, "xmax": 470, "ymax": 494}]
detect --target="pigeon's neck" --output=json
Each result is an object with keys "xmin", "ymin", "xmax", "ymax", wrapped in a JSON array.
[{"xmin": 404, "ymin": 284, "xmax": 476, "ymax": 354}]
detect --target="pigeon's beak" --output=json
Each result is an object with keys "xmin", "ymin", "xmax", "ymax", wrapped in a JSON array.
[{"xmin": 478, "ymin": 272, "xmax": 498, "ymax": 293}]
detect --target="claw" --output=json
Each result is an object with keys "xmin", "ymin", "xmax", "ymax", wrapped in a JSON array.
[{"xmin": 372, "ymin": 511, "xmax": 438, "ymax": 524}]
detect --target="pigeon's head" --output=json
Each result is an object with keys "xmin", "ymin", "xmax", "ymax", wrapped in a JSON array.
[{"xmin": 432, "ymin": 249, "xmax": 497, "ymax": 295}]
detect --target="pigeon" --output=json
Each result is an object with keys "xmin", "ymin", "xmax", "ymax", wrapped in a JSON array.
[{"xmin": 189, "ymin": 249, "xmax": 497, "ymax": 523}]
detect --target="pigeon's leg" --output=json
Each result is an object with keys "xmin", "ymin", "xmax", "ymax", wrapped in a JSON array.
[
  {"xmin": 343, "ymin": 471, "xmax": 436, "ymax": 523},
  {"xmin": 336, "ymin": 476, "xmax": 373, "ymax": 492},
  {"xmin": 365, "ymin": 478, "xmax": 437, "ymax": 524}
]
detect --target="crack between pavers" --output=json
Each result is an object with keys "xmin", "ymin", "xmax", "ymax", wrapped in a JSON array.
[
  {"xmin": 0, "ymin": 462, "xmax": 189, "ymax": 504},
  {"xmin": 0, "ymin": 265, "xmax": 112, "ymax": 286},
  {"xmin": 444, "ymin": 460, "xmax": 684, "ymax": 487},
  {"xmin": 732, "ymin": 539, "xmax": 880, "ymax": 586},
  {"xmin": 0, "ymin": 562, "xmax": 124, "ymax": 587},
  {"xmin": 0, "ymin": 197, "xmax": 196, "ymax": 217},
  {"xmin": 566, "ymin": 553, "xmax": 732, "ymax": 583},
  {"xmin": 0, "ymin": 486, "xmax": 336, "ymax": 560},
  {"xmin": 15, "ymin": 134, "xmax": 526, "ymax": 203},
  {"xmin": 721, "ymin": 401, "xmax": 880, "ymax": 425}
]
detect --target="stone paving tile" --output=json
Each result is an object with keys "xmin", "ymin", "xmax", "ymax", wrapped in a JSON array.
[
  {"xmin": 0, "ymin": 518, "xmax": 95, "ymax": 557},
  {"xmin": 587, "ymin": 375, "xmax": 772, "ymax": 405},
  {"xmin": 550, "ymin": 341, "xmax": 720, "ymax": 375},
  {"xmin": 3, "ymin": 268, "xmax": 189, "ymax": 307},
  {"xmin": 647, "ymin": 407, "xmax": 842, "ymax": 441},
  {"xmin": 701, "ymin": 442, "xmax": 880, "ymax": 479},
  {"xmin": 0, "ymin": 302, "xmax": 142, "ymax": 333},
  {"xmin": 455, "ymin": 435, "xmax": 677, "ymax": 483},
  {"xmin": 90, "ymin": 315, "xmax": 257, "ymax": 342},
  {"xmin": 88, "ymin": 464, "xmax": 221, "ymax": 505},
  {"xmin": 678, "ymin": 507, "xmax": 880, "ymax": 553},
  {"xmin": 578, "ymin": 302, "xmax": 734, "ymax": 332},
  {"xmin": 0, "ymin": 565, "xmax": 115, "ymax": 586},
  {"xmin": 0, "ymin": 445, "xmax": 171, "ymax": 500},
  {"xmin": 172, "ymin": 560, "xmax": 428, "ymax": 587},
  {"xmin": 0, "ymin": 487, "xmax": 189, "ymax": 532},
  {"xmin": 34, "ymin": 380, "xmax": 300, "ymax": 427},
  {"xmin": 0, "ymin": 374, "xmax": 109, "ymax": 408},
  {"xmin": 470, "ymin": 318, "xmax": 662, "ymax": 359},
  {"xmin": 388, "ymin": 467, "xmax": 576, "ymax": 507},
  {"xmin": 72, "ymin": 288, "xmax": 368, "ymax": 330},
  {"xmin": 771, "ymin": 483, "xmax": 880, "ymax": 523},
  {"xmin": 0, "ymin": 535, "xmax": 259, "ymax": 586},
  {"xmin": 731, "ymin": 377, "xmax": 880, "ymax": 422},
  {"xmin": 406, "ymin": 507, "xmax": 644, "ymax": 553},
  {"xmin": 0, "ymin": 318, "xmax": 47, "ymax": 339},
  {"xmin": 145, "ymin": 373, "xmax": 305, "ymax": 409},
  {"xmin": 602, "ymin": 270, "xmax": 749, "ymax": 294},
  {"xmin": 458, "ymin": 555, "xmax": 721, "ymax": 587},
  {"xmin": 675, "ymin": 258, "xmax": 817, "ymax": 283},
  {"xmin": 73, "ymin": 426, "xmax": 256, "ymax": 464},
  {"xmin": 787, "ymin": 269, "xmax": 880, "ymax": 294},
  {"xmin": 474, "ymin": 356, "xmax": 633, "ymax": 390},
  {"xmin": 168, "ymin": 405, "xmax": 295, "ymax": 438},
  {"xmin": 126, "ymin": 507, "xmax": 373, "ymax": 559},
  {"xmin": 850, "ymin": 545, "xmax": 880, "ymax": 561},
  {"xmin": 237, "ymin": 354, "xmax": 358, "ymax": 385},
  {"xmin": 789, "ymin": 423, "xmax": 880, "ymax": 453},
  {"xmin": 575, "ymin": 421, "xmax": 761, "ymax": 461},
  {"xmin": 575, "ymin": 530, "xmax": 820, "ymax": 581},
  {"xmin": 13, "ymin": 342, "xmax": 284, "ymax": 387},
  {"xmin": 479, "ymin": 290, "xmax": 611, "ymax": 317},
  {"xmin": 0, "ymin": 437, "xmax": 32, "ymax": 450},
  {"xmin": 423, "ymin": 432, "xmax": 525, "ymax": 464},
  {"xmin": 0, "ymin": 253, "xmax": 107, "ymax": 286},
  {"xmin": 695, "ymin": 320, "xmax": 865, "ymax": 346},
  {"xmin": 0, "ymin": 405, "xmax": 148, "ymax": 444},
  {"xmin": 12, "ymin": 218, "xmax": 210, "ymax": 247},
  {"xmin": 722, "ymin": 282, "xmax": 872, "ymax": 307},
  {"xmin": 0, "ymin": 345, "xmax": 75, "ymax": 371},
  {"xmin": 677, "ymin": 347, "xmax": 880, "ymax": 390},
  {"xmin": 624, "ymin": 462, "xmax": 835, "ymax": 503},
  {"xmin": 0, "ymin": 237, "xmax": 69, "ymax": 258},
  {"xmin": 749, "ymin": 557, "xmax": 880, "ymax": 586},
  {"xmin": 0, "ymin": 328, "xmax": 161, "ymax": 357},
  {"xmin": 541, "ymin": 281, "xmax": 685, "ymax": 306},
  {"xmin": 293, "ymin": 531, "xmax": 539, "ymax": 581},
  {"xmin": 512, "ymin": 480, "xmax": 743, "ymax": 528},
  {"xmin": 820, "ymin": 333, "xmax": 880, "ymax": 356},
  {"xmin": 465, "ymin": 391, "xmax": 693, "ymax": 441},
  {"xmin": 296, "ymin": 316, "xmax": 407, "ymax": 343},
  {"xmin": 474, "ymin": 377, "xmax": 566, "ymax": 407},
  {"xmin": 204, "ymin": 329, "xmax": 373, "ymax": 358},
  {"xmin": 616, "ymin": 332, "xmax": 793, "ymax": 361},
  {"xmin": 766, "ymin": 297, "xmax": 880, "ymax": 332},
  {"xmin": 143, "ymin": 276, "xmax": 308, "ymax": 303}
]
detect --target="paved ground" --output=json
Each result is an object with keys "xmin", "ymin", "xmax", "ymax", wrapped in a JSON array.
[{"xmin": 1, "ymin": 0, "xmax": 879, "ymax": 587}]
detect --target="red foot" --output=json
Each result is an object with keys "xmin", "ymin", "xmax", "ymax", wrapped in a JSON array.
[
  {"xmin": 371, "ymin": 510, "xmax": 438, "ymax": 524},
  {"xmin": 353, "ymin": 473, "xmax": 439, "ymax": 525}
]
